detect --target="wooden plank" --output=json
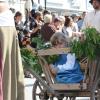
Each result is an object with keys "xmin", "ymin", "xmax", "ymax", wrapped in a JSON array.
[
  {"xmin": 48, "ymin": 91, "xmax": 91, "ymax": 97},
  {"xmin": 38, "ymin": 48, "xmax": 70, "ymax": 56},
  {"xmin": 77, "ymin": 91, "xmax": 91, "ymax": 97},
  {"xmin": 63, "ymin": 91, "xmax": 91, "ymax": 97},
  {"xmin": 50, "ymin": 83, "xmax": 87, "ymax": 91},
  {"xmin": 38, "ymin": 57, "xmax": 53, "ymax": 84}
]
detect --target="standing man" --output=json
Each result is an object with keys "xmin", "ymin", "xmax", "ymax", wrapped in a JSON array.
[
  {"xmin": 0, "ymin": 1, "xmax": 24, "ymax": 100},
  {"xmin": 82, "ymin": 0, "xmax": 100, "ymax": 32},
  {"xmin": 82, "ymin": 0, "xmax": 100, "ymax": 99}
]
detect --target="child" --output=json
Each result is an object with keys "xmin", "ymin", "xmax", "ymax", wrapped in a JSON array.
[{"xmin": 50, "ymin": 32, "xmax": 84, "ymax": 83}]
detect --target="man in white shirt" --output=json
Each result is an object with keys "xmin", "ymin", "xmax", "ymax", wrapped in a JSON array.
[
  {"xmin": 0, "ymin": 1, "xmax": 24, "ymax": 100},
  {"xmin": 82, "ymin": 0, "xmax": 100, "ymax": 33}
]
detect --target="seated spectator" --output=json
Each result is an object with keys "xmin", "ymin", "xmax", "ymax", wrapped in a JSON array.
[
  {"xmin": 62, "ymin": 16, "xmax": 74, "ymax": 37},
  {"xmin": 58, "ymin": 16, "xmax": 65, "ymax": 32},
  {"xmin": 14, "ymin": 11, "xmax": 30, "ymax": 47},
  {"xmin": 71, "ymin": 14, "xmax": 79, "ymax": 32},
  {"xmin": 62, "ymin": 17, "xmax": 81, "ymax": 38},
  {"xmin": 14, "ymin": 11, "xmax": 25, "ymax": 47},
  {"xmin": 40, "ymin": 14, "xmax": 56, "ymax": 42},
  {"xmin": 49, "ymin": 32, "xmax": 83, "ymax": 83},
  {"xmin": 52, "ymin": 17, "xmax": 62, "ymax": 31},
  {"xmin": 14, "ymin": 11, "xmax": 24, "ymax": 32},
  {"xmin": 30, "ymin": 11, "xmax": 43, "ymax": 38},
  {"xmin": 43, "ymin": 9, "xmax": 51, "ymax": 16}
]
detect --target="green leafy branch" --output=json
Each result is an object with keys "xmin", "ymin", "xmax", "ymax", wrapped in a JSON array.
[{"xmin": 71, "ymin": 27, "xmax": 100, "ymax": 60}]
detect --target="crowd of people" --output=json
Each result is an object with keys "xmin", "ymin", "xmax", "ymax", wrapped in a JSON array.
[
  {"xmin": 0, "ymin": 0, "xmax": 100, "ymax": 100},
  {"xmin": 14, "ymin": 9, "xmax": 87, "ymax": 48}
]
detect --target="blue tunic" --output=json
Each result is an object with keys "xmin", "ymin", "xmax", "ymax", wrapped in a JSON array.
[{"xmin": 53, "ymin": 54, "xmax": 84, "ymax": 83}]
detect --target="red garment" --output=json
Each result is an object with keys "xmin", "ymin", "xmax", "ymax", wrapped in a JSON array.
[{"xmin": 0, "ymin": 44, "xmax": 3, "ymax": 100}]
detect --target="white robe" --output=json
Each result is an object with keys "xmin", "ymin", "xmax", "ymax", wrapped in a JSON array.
[
  {"xmin": 0, "ymin": 10, "xmax": 15, "ymax": 26},
  {"xmin": 82, "ymin": 10, "xmax": 100, "ymax": 33},
  {"xmin": 0, "ymin": 10, "xmax": 24, "ymax": 100}
]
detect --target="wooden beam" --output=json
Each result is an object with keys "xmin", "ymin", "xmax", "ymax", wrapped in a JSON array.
[
  {"xmin": 50, "ymin": 83, "xmax": 87, "ymax": 91},
  {"xmin": 38, "ymin": 48, "xmax": 70, "ymax": 56}
]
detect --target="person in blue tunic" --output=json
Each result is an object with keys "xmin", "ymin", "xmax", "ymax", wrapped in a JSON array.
[{"xmin": 50, "ymin": 32, "xmax": 84, "ymax": 83}]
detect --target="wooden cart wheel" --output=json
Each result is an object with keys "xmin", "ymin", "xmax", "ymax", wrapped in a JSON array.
[
  {"xmin": 32, "ymin": 79, "xmax": 49, "ymax": 100},
  {"xmin": 92, "ymin": 78, "xmax": 100, "ymax": 100},
  {"xmin": 32, "ymin": 80, "xmax": 66, "ymax": 100},
  {"xmin": 69, "ymin": 97, "xmax": 76, "ymax": 100},
  {"xmin": 49, "ymin": 97, "xmax": 63, "ymax": 100}
]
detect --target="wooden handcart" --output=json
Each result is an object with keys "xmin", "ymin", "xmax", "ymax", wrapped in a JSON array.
[{"xmin": 25, "ymin": 47, "xmax": 100, "ymax": 100}]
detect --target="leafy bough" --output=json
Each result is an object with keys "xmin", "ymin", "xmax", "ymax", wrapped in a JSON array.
[
  {"xmin": 21, "ymin": 36, "xmax": 58, "ymax": 75},
  {"xmin": 71, "ymin": 27, "xmax": 100, "ymax": 60}
]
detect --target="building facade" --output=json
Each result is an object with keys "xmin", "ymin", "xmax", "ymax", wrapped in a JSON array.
[
  {"xmin": 38, "ymin": 0, "xmax": 93, "ymax": 15},
  {"xmin": 8, "ymin": 0, "xmax": 93, "ymax": 15}
]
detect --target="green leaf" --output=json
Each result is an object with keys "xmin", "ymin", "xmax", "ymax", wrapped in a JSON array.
[{"xmin": 71, "ymin": 27, "xmax": 100, "ymax": 60}]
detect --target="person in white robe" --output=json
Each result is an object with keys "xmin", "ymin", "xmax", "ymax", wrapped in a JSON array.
[
  {"xmin": 82, "ymin": 0, "xmax": 100, "ymax": 33},
  {"xmin": 0, "ymin": 1, "xmax": 24, "ymax": 100}
]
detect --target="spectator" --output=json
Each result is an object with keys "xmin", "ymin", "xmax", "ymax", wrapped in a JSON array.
[
  {"xmin": 30, "ymin": 11, "xmax": 43, "ymax": 37},
  {"xmin": 62, "ymin": 16, "xmax": 73, "ymax": 37},
  {"xmin": 52, "ymin": 17, "xmax": 62, "ymax": 31},
  {"xmin": 14, "ymin": 11, "xmax": 25, "ymax": 47},
  {"xmin": 43, "ymin": 9, "xmax": 51, "ymax": 16},
  {"xmin": 71, "ymin": 14, "xmax": 79, "ymax": 32},
  {"xmin": 14, "ymin": 11, "xmax": 24, "ymax": 32},
  {"xmin": 40, "ymin": 14, "xmax": 56, "ymax": 42},
  {"xmin": 62, "ymin": 16, "xmax": 81, "ymax": 38},
  {"xmin": 62, "ymin": 16, "xmax": 80, "ymax": 38},
  {"xmin": 58, "ymin": 16, "xmax": 65, "ymax": 32}
]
